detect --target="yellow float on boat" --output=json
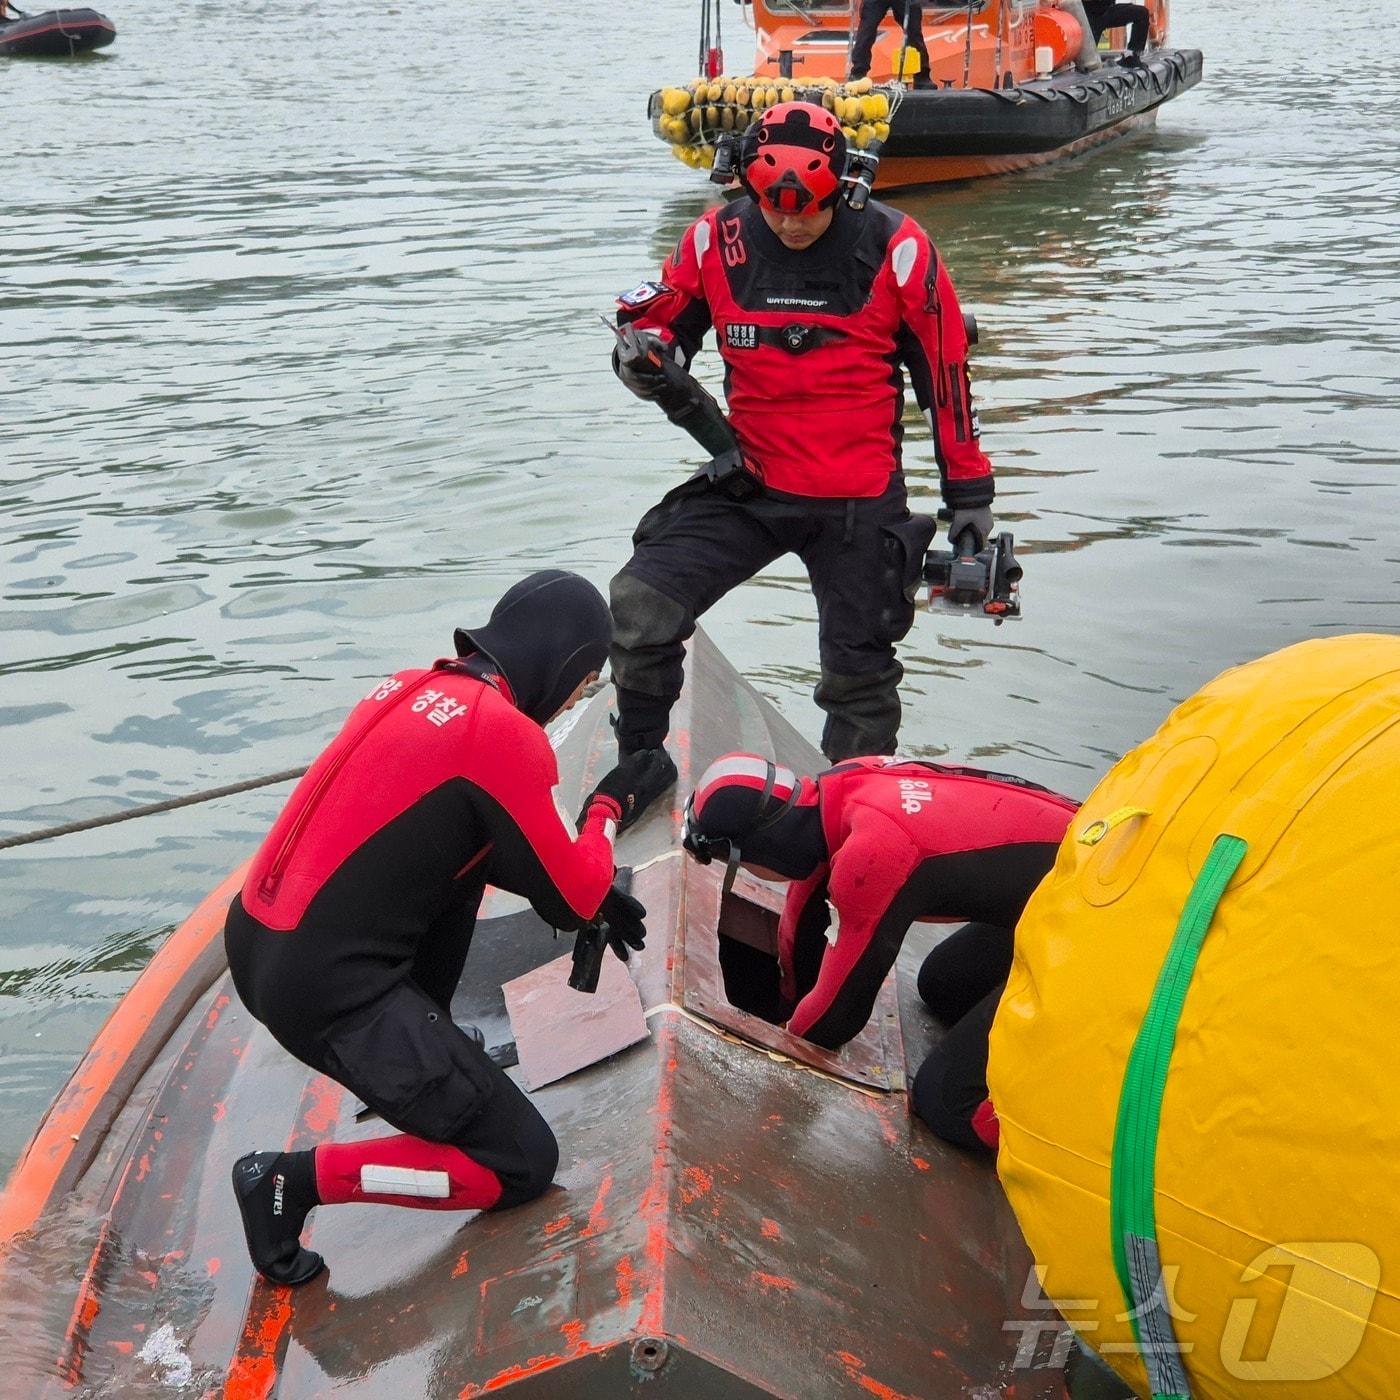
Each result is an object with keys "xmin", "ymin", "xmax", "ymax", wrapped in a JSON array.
[{"xmin": 991, "ymin": 634, "xmax": 1400, "ymax": 1398}]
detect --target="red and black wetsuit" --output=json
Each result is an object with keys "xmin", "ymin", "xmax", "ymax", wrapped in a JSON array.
[
  {"xmin": 224, "ymin": 660, "xmax": 618, "ymax": 1212},
  {"xmin": 610, "ymin": 195, "xmax": 994, "ymax": 762},
  {"xmin": 776, "ymin": 757, "xmax": 1077, "ymax": 1148}
]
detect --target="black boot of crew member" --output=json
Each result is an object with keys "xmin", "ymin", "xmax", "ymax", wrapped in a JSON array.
[
  {"xmin": 232, "ymin": 1149, "xmax": 325, "ymax": 1286},
  {"xmin": 587, "ymin": 692, "xmax": 680, "ymax": 833},
  {"xmin": 603, "ymin": 746, "xmax": 679, "ymax": 833}
]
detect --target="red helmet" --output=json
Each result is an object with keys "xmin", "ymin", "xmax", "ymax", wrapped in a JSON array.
[{"xmin": 740, "ymin": 101, "xmax": 847, "ymax": 217}]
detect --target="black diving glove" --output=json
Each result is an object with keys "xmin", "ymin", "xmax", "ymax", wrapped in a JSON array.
[
  {"xmin": 945, "ymin": 505, "xmax": 995, "ymax": 553},
  {"xmin": 598, "ymin": 881, "xmax": 647, "ymax": 963}
]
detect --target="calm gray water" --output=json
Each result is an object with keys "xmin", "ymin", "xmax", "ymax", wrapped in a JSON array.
[{"xmin": 2, "ymin": 0, "xmax": 1397, "ymax": 1174}]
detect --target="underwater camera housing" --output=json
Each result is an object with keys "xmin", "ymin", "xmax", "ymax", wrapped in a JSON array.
[
  {"xmin": 839, "ymin": 142, "xmax": 882, "ymax": 211},
  {"xmin": 923, "ymin": 529, "xmax": 1023, "ymax": 624},
  {"xmin": 710, "ymin": 132, "xmax": 883, "ymax": 211},
  {"xmin": 710, "ymin": 131, "xmax": 744, "ymax": 185}
]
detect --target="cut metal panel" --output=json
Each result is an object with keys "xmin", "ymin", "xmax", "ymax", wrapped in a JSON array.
[
  {"xmin": 450, "ymin": 906, "xmax": 573, "ymax": 1060},
  {"xmin": 717, "ymin": 877, "xmax": 781, "ymax": 954},
  {"xmin": 504, "ymin": 952, "xmax": 650, "ymax": 1091}
]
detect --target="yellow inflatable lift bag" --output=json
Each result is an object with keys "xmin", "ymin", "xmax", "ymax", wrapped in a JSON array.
[{"xmin": 990, "ymin": 634, "xmax": 1400, "ymax": 1399}]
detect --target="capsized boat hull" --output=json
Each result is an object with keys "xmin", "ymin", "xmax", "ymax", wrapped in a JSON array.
[
  {"xmin": 0, "ymin": 8, "xmax": 114, "ymax": 55},
  {"xmin": 0, "ymin": 630, "xmax": 1067, "ymax": 1397}
]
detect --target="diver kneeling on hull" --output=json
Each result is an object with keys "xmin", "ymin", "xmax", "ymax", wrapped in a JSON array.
[
  {"xmin": 224, "ymin": 572, "xmax": 648, "ymax": 1285},
  {"xmin": 682, "ymin": 752, "xmax": 1077, "ymax": 1150}
]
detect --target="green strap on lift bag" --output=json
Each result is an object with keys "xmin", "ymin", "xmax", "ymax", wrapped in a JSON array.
[{"xmin": 1109, "ymin": 833, "xmax": 1248, "ymax": 1400}]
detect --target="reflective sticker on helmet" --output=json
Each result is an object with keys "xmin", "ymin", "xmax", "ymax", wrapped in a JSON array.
[
  {"xmin": 694, "ymin": 754, "xmax": 798, "ymax": 810},
  {"xmin": 617, "ymin": 281, "xmax": 672, "ymax": 308},
  {"xmin": 891, "ymin": 236, "xmax": 920, "ymax": 288}
]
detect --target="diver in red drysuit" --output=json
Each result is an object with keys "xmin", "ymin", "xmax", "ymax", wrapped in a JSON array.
[
  {"xmin": 682, "ymin": 752, "xmax": 1077, "ymax": 1151},
  {"xmin": 224, "ymin": 571, "xmax": 648, "ymax": 1285},
  {"xmin": 600, "ymin": 100, "xmax": 996, "ymax": 828}
]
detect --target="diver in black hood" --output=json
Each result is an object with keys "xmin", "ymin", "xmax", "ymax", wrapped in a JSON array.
[
  {"xmin": 225, "ymin": 570, "xmax": 646, "ymax": 1286},
  {"xmin": 451, "ymin": 568, "xmax": 612, "ymax": 725}
]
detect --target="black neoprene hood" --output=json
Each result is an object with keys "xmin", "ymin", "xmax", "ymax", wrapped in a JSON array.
[{"xmin": 453, "ymin": 570, "xmax": 611, "ymax": 725}]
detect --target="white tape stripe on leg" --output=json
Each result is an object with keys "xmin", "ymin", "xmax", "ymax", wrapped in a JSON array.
[{"xmin": 360, "ymin": 1165, "xmax": 452, "ymax": 1199}]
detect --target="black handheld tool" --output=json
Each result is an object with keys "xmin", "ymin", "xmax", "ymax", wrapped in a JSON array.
[
  {"xmin": 923, "ymin": 526, "xmax": 1023, "ymax": 624},
  {"xmin": 569, "ymin": 866, "xmax": 635, "ymax": 994},
  {"xmin": 605, "ymin": 319, "xmax": 763, "ymax": 498},
  {"xmin": 606, "ymin": 319, "xmax": 739, "ymax": 459}
]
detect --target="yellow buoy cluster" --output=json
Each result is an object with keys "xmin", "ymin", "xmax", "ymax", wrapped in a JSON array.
[
  {"xmin": 652, "ymin": 75, "xmax": 894, "ymax": 169},
  {"xmin": 990, "ymin": 633, "xmax": 1400, "ymax": 1398}
]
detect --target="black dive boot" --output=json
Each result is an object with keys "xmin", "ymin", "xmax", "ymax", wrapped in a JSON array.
[
  {"xmin": 613, "ymin": 747, "xmax": 678, "ymax": 832},
  {"xmin": 232, "ymin": 1150, "xmax": 325, "ymax": 1286}
]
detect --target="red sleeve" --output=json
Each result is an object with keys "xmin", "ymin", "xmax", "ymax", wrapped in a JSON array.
[
  {"xmin": 468, "ymin": 717, "xmax": 617, "ymax": 931},
  {"xmin": 893, "ymin": 220, "xmax": 995, "ymax": 510},
  {"xmin": 787, "ymin": 820, "xmax": 920, "ymax": 1049},
  {"xmin": 615, "ymin": 213, "xmax": 715, "ymax": 366}
]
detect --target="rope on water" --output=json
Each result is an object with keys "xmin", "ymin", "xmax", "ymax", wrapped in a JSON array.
[
  {"xmin": 1, "ymin": 677, "xmax": 613, "ymax": 853},
  {"xmin": 0, "ymin": 768, "xmax": 309, "ymax": 853}
]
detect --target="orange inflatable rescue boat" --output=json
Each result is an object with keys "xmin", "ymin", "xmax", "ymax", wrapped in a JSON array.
[{"xmin": 650, "ymin": 0, "xmax": 1201, "ymax": 190}]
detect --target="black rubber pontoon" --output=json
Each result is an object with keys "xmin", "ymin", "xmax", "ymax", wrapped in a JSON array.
[{"xmin": 881, "ymin": 48, "xmax": 1201, "ymax": 157}]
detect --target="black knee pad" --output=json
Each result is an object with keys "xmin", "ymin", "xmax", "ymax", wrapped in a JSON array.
[
  {"xmin": 609, "ymin": 571, "xmax": 692, "ymax": 659},
  {"xmin": 917, "ymin": 924, "xmax": 1014, "ymax": 1022}
]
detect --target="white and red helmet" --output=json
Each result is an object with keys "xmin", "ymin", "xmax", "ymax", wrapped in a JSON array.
[{"xmin": 682, "ymin": 752, "xmax": 813, "ymax": 870}]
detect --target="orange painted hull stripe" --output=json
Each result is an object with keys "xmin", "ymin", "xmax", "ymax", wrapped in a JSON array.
[{"xmin": 0, "ymin": 863, "xmax": 248, "ymax": 1245}]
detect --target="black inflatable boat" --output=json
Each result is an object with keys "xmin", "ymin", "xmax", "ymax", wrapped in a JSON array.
[{"xmin": 0, "ymin": 7, "xmax": 114, "ymax": 56}]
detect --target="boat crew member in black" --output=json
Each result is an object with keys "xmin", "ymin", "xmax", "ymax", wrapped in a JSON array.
[
  {"xmin": 597, "ymin": 102, "xmax": 996, "ymax": 830},
  {"xmin": 1081, "ymin": 0, "xmax": 1150, "ymax": 60},
  {"xmin": 223, "ymin": 572, "xmax": 649, "ymax": 1285},
  {"xmin": 849, "ymin": 0, "xmax": 934, "ymax": 87}
]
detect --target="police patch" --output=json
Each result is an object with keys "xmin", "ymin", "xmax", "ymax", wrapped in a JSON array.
[
  {"xmin": 725, "ymin": 323, "xmax": 759, "ymax": 349},
  {"xmin": 617, "ymin": 281, "xmax": 672, "ymax": 309}
]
